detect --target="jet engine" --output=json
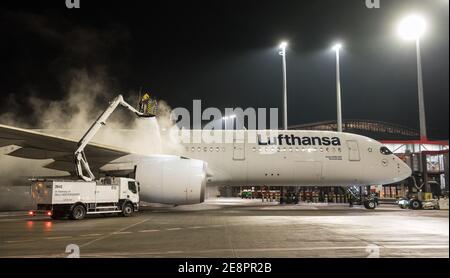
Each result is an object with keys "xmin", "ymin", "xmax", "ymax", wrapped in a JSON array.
[{"xmin": 135, "ymin": 156, "xmax": 207, "ymax": 205}]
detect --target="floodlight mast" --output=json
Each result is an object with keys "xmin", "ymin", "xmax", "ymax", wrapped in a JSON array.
[
  {"xmin": 279, "ymin": 41, "xmax": 288, "ymax": 130},
  {"xmin": 332, "ymin": 43, "xmax": 343, "ymax": 132},
  {"xmin": 398, "ymin": 14, "xmax": 428, "ymax": 140},
  {"xmin": 74, "ymin": 94, "xmax": 154, "ymax": 181}
]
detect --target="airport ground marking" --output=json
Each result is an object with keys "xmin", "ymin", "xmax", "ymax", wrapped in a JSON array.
[
  {"xmin": 85, "ymin": 245, "xmax": 449, "ymax": 257},
  {"xmin": 80, "ymin": 233, "xmax": 104, "ymax": 237},
  {"xmin": 3, "ymin": 244, "xmax": 448, "ymax": 258},
  {"xmin": 224, "ymin": 218, "xmax": 237, "ymax": 258},
  {"xmin": 112, "ymin": 231, "xmax": 133, "ymax": 235},
  {"xmin": 79, "ymin": 218, "xmax": 152, "ymax": 248},
  {"xmin": 4, "ymin": 239, "xmax": 35, "ymax": 244},
  {"xmin": 45, "ymin": 236, "xmax": 73, "ymax": 240},
  {"xmin": 166, "ymin": 227, "xmax": 182, "ymax": 231},
  {"xmin": 5, "ymin": 223, "xmax": 215, "ymax": 246},
  {"xmin": 166, "ymin": 250, "xmax": 183, "ymax": 254}
]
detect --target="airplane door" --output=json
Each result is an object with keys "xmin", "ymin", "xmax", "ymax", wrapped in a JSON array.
[
  {"xmin": 347, "ymin": 140, "xmax": 360, "ymax": 161},
  {"xmin": 233, "ymin": 131, "xmax": 245, "ymax": 160},
  {"xmin": 184, "ymin": 187, "xmax": 189, "ymax": 203}
]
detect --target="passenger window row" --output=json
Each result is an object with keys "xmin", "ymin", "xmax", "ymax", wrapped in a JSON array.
[
  {"xmin": 186, "ymin": 146, "xmax": 226, "ymax": 152},
  {"xmin": 184, "ymin": 145, "xmax": 343, "ymax": 154},
  {"xmin": 252, "ymin": 146, "xmax": 342, "ymax": 153}
]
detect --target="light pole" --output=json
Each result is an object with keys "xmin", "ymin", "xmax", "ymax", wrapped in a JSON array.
[
  {"xmin": 279, "ymin": 41, "xmax": 288, "ymax": 130},
  {"xmin": 398, "ymin": 14, "xmax": 427, "ymax": 140},
  {"xmin": 332, "ymin": 43, "xmax": 343, "ymax": 132}
]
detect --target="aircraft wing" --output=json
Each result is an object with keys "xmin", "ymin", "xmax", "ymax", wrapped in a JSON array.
[{"xmin": 0, "ymin": 124, "xmax": 130, "ymax": 172}]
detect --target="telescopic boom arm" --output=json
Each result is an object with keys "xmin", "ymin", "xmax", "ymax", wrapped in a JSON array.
[{"xmin": 74, "ymin": 94, "xmax": 153, "ymax": 181}]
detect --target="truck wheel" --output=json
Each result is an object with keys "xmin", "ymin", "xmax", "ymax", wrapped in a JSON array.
[
  {"xmin": 70, "ymin": 205, "xmax": 86, "ymax": 220},
  {"xmin": 364, "ymin": 200, "xmax": 376, "ymax": 210},
  {"xmin": 410, "ymin": 199, "xmax": 422, "ymax": 210},
  {"xmin": 122, "ymin": 203, "xmax": 134, "ymax": 217}
]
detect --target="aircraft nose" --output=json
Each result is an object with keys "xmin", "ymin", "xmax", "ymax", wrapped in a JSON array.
[{"xmin": 397, "ymin": 158, "xmax": 412, "ymax": 180}]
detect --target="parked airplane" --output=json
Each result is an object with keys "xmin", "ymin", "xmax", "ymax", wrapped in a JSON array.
[{"xmin": 0, "ymin": 124, "xmax": 411, "ymax": 208}]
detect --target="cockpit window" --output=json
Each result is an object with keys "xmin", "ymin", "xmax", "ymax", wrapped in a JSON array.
[{"xmin": 380, "ymin": 146, "xmax": 393, "ymax": 155}]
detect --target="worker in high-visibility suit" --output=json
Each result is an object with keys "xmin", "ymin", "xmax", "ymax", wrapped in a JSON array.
[{"xmin": 139, "ymin": 93, "xmax": 157, "ymax": 116}]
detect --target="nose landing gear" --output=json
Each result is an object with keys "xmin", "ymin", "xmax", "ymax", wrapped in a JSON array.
[
  {"xmin": 346, "ymin": 186, "xmax": 379, "ymax": 210},
  {"xmin": 364, "ymin": 199, "xmax": 377, "ymax": 210}
]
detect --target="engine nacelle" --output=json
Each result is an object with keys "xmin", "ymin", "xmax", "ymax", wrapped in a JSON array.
[{"xmin": 135, "ymin": 156, "xmax": 207, "ymax": 205}]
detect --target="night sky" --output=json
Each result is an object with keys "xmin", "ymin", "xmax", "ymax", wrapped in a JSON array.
[{"xmin": 1, "ymin": 0, "xmax": 449, "ymax": 139}]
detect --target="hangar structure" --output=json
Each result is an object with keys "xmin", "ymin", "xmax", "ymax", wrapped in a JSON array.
[
  {"xmin": 292, "ymin": 119, "xmax": 449, "ymax": 198},
  {"xmin": 290, "ymin": 119, "xmax": 421, "ymax": 141}
]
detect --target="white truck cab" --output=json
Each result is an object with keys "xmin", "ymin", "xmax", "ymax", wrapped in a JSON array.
[{"xmin": 29, "ymin": 177, "xmax": 140, "ymax": 220}]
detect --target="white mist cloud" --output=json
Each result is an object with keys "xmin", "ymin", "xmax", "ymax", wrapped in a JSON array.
[
  {"xmin": 9, "ymin": 68, "xmax": 182, "ymax": 155},
  {"xmin": 0, "ymin": 69, "xmax": 185, "ymax": 210}
]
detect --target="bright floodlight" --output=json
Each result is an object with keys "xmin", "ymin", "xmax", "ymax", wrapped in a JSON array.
[
  {"xmin": 279, "ymin": 41, "xmax": 288, "ymax": 49},
  {"xmin": 332, "ymin": 43, "xmax": 342, "ymax": 51},
  {"xmin": 398, "ymin": 14, "xmax": 426, "ymax": 40}
]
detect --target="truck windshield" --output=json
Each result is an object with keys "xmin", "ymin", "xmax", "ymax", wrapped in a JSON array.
[
  {"xmin": 380, "ymin": 146, "xmax": 393, "ymax": 155},
  {"xmin": 128, "ymin": 182, "xmax": 137, "ymax": 194}
]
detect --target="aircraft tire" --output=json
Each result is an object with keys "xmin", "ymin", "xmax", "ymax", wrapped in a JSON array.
[
  {"xmin": 70, "ymin": 204, "xmax": 86, "ymax": 220},
  {"xmin": 410, "ymin": 199, "xmax": 422, "ymax": 210}
]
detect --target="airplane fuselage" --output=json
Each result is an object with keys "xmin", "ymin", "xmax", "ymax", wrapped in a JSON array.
[{"xmin": 172, "ymin": 130, "xmax": 412, "ymax": 187}]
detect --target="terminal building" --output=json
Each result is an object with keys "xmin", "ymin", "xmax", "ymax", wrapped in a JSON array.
[{"xmin": 219, "ymin": 119, "xmax": 449, "ymax": 204}]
